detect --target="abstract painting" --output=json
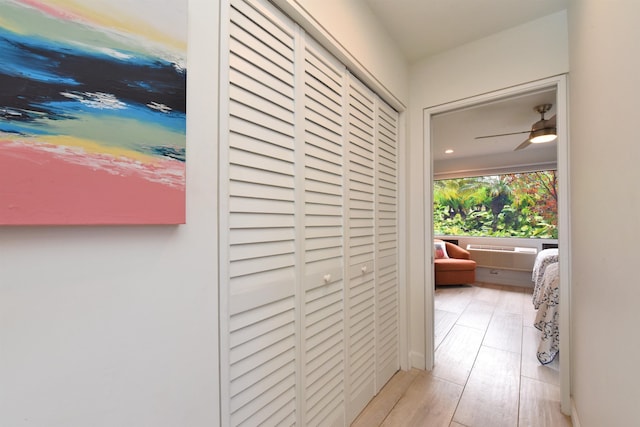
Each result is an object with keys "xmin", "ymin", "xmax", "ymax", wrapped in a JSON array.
[{"xmin": 0, "ymin": 0, "xmax": 187, "ymax": 225}]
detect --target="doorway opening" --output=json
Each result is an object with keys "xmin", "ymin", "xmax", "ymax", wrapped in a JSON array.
[{"xmin": 423, "ymin": 76, "xmax": 571, "ymax": 414}]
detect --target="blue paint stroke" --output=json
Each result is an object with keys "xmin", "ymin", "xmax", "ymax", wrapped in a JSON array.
[{"xmin": 0, "ymin": 12, "xmax": 186, "ymax": 162}]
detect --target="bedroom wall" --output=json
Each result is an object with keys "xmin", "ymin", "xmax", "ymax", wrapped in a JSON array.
[
  {"xmin": 406, "ymin": 11, "xmax": 569, "ymax": 368},
  {"xmin": 568, "ymin": 1, "xmax": 640, "ymax": 425},
  {"xmin": 0, "ymin": 1, "xmax": 220, "ymax": 425}
]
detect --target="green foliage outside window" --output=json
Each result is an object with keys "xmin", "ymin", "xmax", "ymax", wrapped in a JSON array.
[{"xmin": 434, "ymin": 171, "xmax": 558, "ymax": 239}]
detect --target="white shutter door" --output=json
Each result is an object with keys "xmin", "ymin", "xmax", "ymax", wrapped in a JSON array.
[
  {"xmin": 345, "ymin": 76, "xmax": 377, "ymax": 422},
  {"xmin": 375, "ymin": 101, "xmax": 400, "ymax": 390},
  {"xmin": 223, "ymin": 1, "xmax": 402, "ymax": 424},
  {"xmin": 222, "ymin": 0, "xmax": 298, "ymax": 425},
  {"xmin": 301, "ymin": 37, "xmax": 346, "ymax": 427}
]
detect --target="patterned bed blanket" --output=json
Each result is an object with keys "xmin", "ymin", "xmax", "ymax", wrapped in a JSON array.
[
  {"xmin": 532, "ymin": 248, "xmax": 558, "ymax": 308},
  {"xmin": 533, "ymin": 261, "xmax": 559, "ymax": 364}
]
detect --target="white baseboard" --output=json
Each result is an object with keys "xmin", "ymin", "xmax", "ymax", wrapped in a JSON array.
[
  {"xmin": 409, "ymin": 351, "xmax": 425, "ymax": 370},
  {"xmin": 571, "ymin": 398, "xmax": 581, "ymax": 427}
]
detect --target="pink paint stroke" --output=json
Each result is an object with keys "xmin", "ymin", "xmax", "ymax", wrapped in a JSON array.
[
  {"xmin": 15, "ymin": 0, "xmax": 82, "ymax": 22},
  {"xmin": 0, "ymin": 141, "xmax": 185, "ymax": 225}
]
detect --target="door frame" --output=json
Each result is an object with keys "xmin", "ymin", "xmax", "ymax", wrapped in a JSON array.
[{"xmin": 422, "ymin": 75, "xmax": 571, "ymax": 414}]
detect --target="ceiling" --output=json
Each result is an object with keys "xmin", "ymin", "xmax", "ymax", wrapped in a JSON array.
[
  {"xmin": 432, "ymin": 90, "xmax": 556, "ymax": 161},
  {"xmin": 362, "ymin": 0, "xmax": 567, "ymax": 176},
  {"xmin": 363, "ymin": 0, "xmax": 568, "ymax": 63},
  {"xmin": 431, "ymin": 89, "xmax": 558, "ymax": 177}
]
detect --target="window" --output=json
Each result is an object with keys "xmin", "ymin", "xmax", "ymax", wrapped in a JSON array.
[{"xmin": 433, "ymin": 170, "xmax": 558, "ymax": 238}]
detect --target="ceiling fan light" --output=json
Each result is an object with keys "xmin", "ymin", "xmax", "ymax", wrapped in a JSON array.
[{"xmin": 529, "ymin": 127, "xmax": 557, "ymax": 143}]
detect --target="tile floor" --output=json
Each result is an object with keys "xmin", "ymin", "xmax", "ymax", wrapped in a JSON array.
[{"xmin": 352, "ymin": 283, "xmax": 572, "ymax": 427}]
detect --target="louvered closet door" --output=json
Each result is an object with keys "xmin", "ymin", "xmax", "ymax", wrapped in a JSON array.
[
  {"xmin": 223, "ymin": 0, "xmax": 401, "ymax": 424},
  {"xmin": 375, "ymin": 102, "xmax": 400, "ymax": 390},
  {"xmin": 300, "ymin": 37, "xmax": 347, "ymax": 427},
  {"xmin": 345, "ymin": 76, "xmax": 377, "ymax": 423},
  {"xmin": 222, "ymin": 0, "xmax": 298, "ymax": 425}
]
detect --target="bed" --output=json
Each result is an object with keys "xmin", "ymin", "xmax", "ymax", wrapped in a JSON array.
[{"xmin": 531, "ymin": 248, "xmax": 559, "ymax": 364}]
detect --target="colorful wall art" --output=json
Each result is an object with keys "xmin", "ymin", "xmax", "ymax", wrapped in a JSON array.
[{"xmin": 0, "ymin": 0, "xmax": 187, "ymax": 225}]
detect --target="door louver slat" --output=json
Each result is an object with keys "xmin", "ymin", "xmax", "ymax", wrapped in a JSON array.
[
  {"xmin": 225, "ymin": 1, "xmax": 297, "ymax": 425},
  {"xmin": 375, "ymin": 102, "xmax": 399, "ymax": 390},
  {"xmin": 346, "ymin": 77, "xmax": 377, "ymax": 422},
  {"xmin": 302, "ymin": 38, "xmax": 346, "ymax": 427}
]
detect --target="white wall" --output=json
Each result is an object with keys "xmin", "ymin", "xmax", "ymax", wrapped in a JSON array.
[
  {"xmin": 273, "ymin": 0, "xmax": 409, "ymax": 109},
  {"xmin": 0, "ymin": 1, "xmax": 220, "ymax": 425},
  {"xmin": 568, "ymin": 1, "xmax": 640, "ymax": 425},
  {"xmin": 407, "ymin": 11, "xmax": 569, "ymax": 368},
  {"xmin": 0, "ymin": 0, "xmax": 410, "ymax": 424}
]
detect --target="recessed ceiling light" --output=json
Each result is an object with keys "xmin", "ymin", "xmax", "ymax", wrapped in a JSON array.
[{"xmin": 445, "ymin": 149, "xmax": 454, "ymax": 154}]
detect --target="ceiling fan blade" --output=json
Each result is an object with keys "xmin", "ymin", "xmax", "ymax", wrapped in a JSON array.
[
  {"xmin": 514, "ymin": 139, "xmax": 532, "ymax": 151},
  {"xmin": 547, "ymin": 114, "xmax": 556, "ymax": 126},
  {"xmin": 475, "ymin": 130, "xmax": 530, "ymax": 139}
]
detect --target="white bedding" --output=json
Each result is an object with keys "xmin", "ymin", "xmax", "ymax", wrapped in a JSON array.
[
  {"xmin": 532, "ymin": 248, "xmax": 558, "ymax": 309},
  {"xmin": 530, "ymin": 248, "xmax": 560, "ymax": 364},
  {"xmin": 532, "ymin": 261, "xmax": 559, "ymax": 364}
]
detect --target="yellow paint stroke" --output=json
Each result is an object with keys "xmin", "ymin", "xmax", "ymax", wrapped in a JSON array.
[
  {"xmin": 25, "ymin": 0, "xmax": 186, "ymax": 52},
  {"xmin": 0, "ymin": 15, "xmax": 22, "ymax": 33},
  {"xmin": 8, "ymin": 133, "xmax": 162, "ymax": 164}
]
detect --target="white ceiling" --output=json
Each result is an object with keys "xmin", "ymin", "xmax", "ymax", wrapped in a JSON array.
[
  {"xmin": 363, "ymin": 0, "xmax": 568, "ymax": 63},
  {"xmin": 432, "ymin": 89, "xmax": 557, "ymax": 162},
  {"xmin": 362, "ymin": 0, "xmax": 567, "ymax": 176},
  {"xmin": 431, "ymin": 88, "xmax": 558, "ymax": 177}
]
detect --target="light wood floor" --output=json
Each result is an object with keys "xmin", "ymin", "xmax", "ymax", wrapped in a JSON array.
[{"xmin": 352, "ymin": 283, "xmax": 572, "ymax": 427}]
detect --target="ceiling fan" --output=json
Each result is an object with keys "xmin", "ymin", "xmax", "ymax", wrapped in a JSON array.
[{"xmin": 475, "ymin": 104, "xmax": 557, "ymax": 151}]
